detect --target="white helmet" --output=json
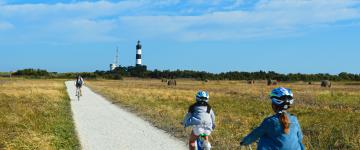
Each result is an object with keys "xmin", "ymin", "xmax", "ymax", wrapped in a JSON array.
[
  {"xmin": 196, "ymin": 90, "xmax": 209, "ymax": 103},
  {"xmin": 269, "ymin": 87, "xmax": 294, "ymax": 110}
]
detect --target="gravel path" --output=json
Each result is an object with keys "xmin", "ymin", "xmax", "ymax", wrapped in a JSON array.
[{"xmin": 66, "ymin": 81, "xmax": 187, "ymax": 150}]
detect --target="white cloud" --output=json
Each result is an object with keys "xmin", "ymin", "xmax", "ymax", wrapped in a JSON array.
[
  {"xmin": 46, "ymin": 18, "xmax": 120, "ymax": 42},
  {"xmin": 0, "ymin": 1, "xmax": 144, "ymax": 43},
  {"xmin": 0, "ymin": 1, "xmax": 145, "ymax": 19},
  {"xmin": 0, "ymin": 21, "xmax": 13, "ymax": 30},
  {"xmin": 253, "ymin": 0, "xmax": 360, "ymax": 26},
  {"xmin": 0, "ymin": 0, "xmax": 359, "ymax": 43},
  {"xmin": 224, "ymin": 0, "xmax": 244, "ymax": 10},
  {"xmin": 118, "ymin": 0, "xmax": 360, "ymax": 41}
]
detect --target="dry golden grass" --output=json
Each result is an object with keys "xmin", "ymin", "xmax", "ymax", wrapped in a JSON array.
[
  {"xmin": 0, "ymin": 78, "xmax": 80, "ymax": 150},
  {"xmin": 87, "ymin": 78, "xmax": 360, "ymax": 150}
]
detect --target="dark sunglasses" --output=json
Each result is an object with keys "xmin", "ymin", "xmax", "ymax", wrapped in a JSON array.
[
  {"xmin": 197, "ymin": 97, "xmax": 208, "ymax": 100},
  {"xmin": 271, "ymin": 95, "xmax": 293, "ymax": 101}
]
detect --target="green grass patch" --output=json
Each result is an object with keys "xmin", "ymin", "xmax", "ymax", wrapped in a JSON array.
[
  {"xmin": 87, "ymin": 79, "xmax": 360, "ymax": 150},
  {"xmin": 0, "ymin": 79, "xmax": 80, "ymax": 150}
]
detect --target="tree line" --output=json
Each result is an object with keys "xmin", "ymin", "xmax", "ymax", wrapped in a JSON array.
[{"xmin": 8, "ymin": 67, "xmax": 360, "ymax": 81}]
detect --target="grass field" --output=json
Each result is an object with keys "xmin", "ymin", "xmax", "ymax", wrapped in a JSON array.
[
  {"xmin": 0, "ymin": 78, "xmax": 80, "ymax": 150},
  {"xmin": 87, "ymin": 78, "xmax": 360, "ymax": 150}
]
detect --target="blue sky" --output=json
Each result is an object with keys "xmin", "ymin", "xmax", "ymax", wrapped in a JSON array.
[{"xmin": 0, "ymin": 0, "xmax": 359, "ymax": 74}]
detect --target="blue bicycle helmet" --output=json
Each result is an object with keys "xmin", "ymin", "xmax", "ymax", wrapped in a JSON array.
[
  {"xmin": 196, "ymin": 90, "xmax": 209, "ymax": 103},
  {"xmin": 269, "ymin": 87, "xmax": 294, "ymax": 110}
]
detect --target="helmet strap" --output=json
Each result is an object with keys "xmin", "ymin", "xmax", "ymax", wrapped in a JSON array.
[{"xmin": 278, "ymin": 110, "xmax": 287, "ymax": 114}]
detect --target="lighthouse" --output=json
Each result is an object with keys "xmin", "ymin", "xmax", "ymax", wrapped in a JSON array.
[{"xmin": 136, "ymin": 40, "xmax": 142, "ymax": 66}]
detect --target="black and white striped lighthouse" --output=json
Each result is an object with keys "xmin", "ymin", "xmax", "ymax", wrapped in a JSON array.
[{"xmin": 136, "ymin": 40, "xmax": 142, "ymax": 66}]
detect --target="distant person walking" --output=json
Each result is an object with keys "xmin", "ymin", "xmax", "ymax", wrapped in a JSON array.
[
  {"xmin": 182, "ymin": 90, "xmax": 216, "ymax": 150},
  {"xmin": 240, "ymin": 87, "xmax": 305, "ymax": 150},
  {"xmin": 75, "ymin": 75, "xmax": 84, "ymax": 96}
]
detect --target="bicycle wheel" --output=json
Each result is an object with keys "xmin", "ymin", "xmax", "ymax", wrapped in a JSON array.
[
  {"xmin": 196, "ymin": 137, "xmax": 211, "ymax": 150},
  {"xmin": 195, "ymin": 138, "xmax": 202, "ymax": 150},
  {"xmin": 76, "ymin": 88, "xmax": 80, "ymax": 101}
]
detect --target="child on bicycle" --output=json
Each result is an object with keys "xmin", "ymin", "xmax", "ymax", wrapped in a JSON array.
[
  {"xmin": 75, "ymin": 75, "xmax": 84, "ymax": 96},
  {"xmin": 182, "ymin": 90, "xmax": 216, "ymax": 150},
  {"xmin": 240, "ymin": 87, "xmax": 305, "ymax": 150}
]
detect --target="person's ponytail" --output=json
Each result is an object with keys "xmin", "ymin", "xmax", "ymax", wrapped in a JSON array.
[{"xmin": 280, "ymin": 113, "xmax": 290, "ymax": 134}]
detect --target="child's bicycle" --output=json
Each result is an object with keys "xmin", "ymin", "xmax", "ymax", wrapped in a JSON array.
[
  {"xmin": 195, "ymin": 133, "xmax": 211, "ymax": 150},
  {"xmin": 75, "ymin": 87, "xmax": 81, "ymax": 101}
]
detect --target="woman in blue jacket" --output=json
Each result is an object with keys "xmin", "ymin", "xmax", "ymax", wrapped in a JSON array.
[{"xmin": 240, "ymin": 87, "xmax": 305, "ymax": 150}]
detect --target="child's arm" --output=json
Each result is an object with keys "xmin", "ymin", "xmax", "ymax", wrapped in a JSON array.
[
  {"xmin": 240, "ymin": 118, "xmax": 269, "ymax": 145},
  {"xmin": 295, "ymin": 117, "xmax": 305, "ymax": 150},
  {"xmin": 210, "ymin": 110, "xmax": 216, "ymax": 129},
  {"xmin": 182, "ymin": 112, "xmax": 192, "ymax": 128}
]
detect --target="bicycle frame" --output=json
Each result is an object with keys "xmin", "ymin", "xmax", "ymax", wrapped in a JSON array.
[
  {"xmin": 76, "ymin": 87, "xmax": 81, "ymax": 101},
  {"xmin": 195, "ymin": 133, "xmax": 210, "ymax": 150}
]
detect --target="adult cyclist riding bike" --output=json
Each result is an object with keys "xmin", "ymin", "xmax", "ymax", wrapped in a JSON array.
[
  {"xmin": 182, "ymin": 90, "xmax": 216, "ymax": 150},
  {"xmin": 75, "ymin": 75, "xmax": 84, "ymax": 96},
  {"xmin": 240, "ymin": 87, "xmax": 305, "ymax": 150}
]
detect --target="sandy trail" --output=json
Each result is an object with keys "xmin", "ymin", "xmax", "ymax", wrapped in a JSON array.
[{"xmin": 66, "ymin": 81, "xmax": 187, "ymax": 150}]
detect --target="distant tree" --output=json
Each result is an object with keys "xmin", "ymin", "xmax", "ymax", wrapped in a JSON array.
[
  {"xmin": 10, "ymin": 67, "xmax": 360, "ymax": 81},
  {"xmin": 13, "ymin": 69, "xmax": 50, "ymax": 77},
  {"xmin": 127, "ymin": 65, "xmax": 147, "ymax": 77}
]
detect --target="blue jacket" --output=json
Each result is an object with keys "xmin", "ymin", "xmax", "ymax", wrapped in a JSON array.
[
  {"xmin": 242, "ymin": 113, "xmax": 305, "ymax": 150},
  {"xmin": 182, "ymin": 102, "xmax": 215, "ymax": 130}
]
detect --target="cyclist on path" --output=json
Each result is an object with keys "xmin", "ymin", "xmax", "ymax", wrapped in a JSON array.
[
  {"xmin": 182, "ymin": 90, "xmax": 216, "ymax": 150},
  {"xmin": 75, "ymin": 75, "xmax": 84, "ymax": 96}
]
